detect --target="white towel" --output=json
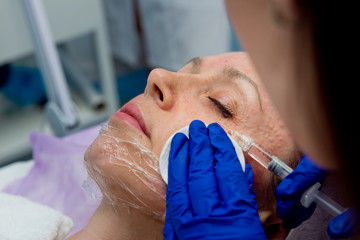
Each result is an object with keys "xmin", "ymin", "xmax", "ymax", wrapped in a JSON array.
[{"xmin": 0, "ymin": 192, "xmax": 73, "ymax": 240}]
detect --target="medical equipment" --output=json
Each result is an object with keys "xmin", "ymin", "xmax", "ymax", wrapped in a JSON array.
[
  {"xmin": 229, "ymin": 131, "xmax": 346, "ymax": 217},
  {"xmin": 0, "ymin": 0, "xmax": 118, "ymax": 166},
  {"xmin": 21, "ymin": 0, "xmax": 79, "ymax": 136}
]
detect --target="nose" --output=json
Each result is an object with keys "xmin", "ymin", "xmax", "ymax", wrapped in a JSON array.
[{"xmin": 145, "ymin": 68, "xmax": 182, "ymax": 110}]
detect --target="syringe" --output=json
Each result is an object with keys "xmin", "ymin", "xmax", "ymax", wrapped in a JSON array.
[{"xmin": 229, "ymin": 130, "xmax": 345, "ymax": 217}]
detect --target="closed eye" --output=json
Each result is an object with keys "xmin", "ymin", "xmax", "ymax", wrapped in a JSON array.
[{"xmin": 208, "ymin": 96, "xmax": 234, "ymax": 118}]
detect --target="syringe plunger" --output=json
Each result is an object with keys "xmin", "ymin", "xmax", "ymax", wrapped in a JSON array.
[{"xmin": 229, "ymin": 130, "xmax": 345, "ymax": 218}]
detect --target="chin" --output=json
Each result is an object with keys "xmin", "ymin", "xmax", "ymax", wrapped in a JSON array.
[{"xmin": 84, "ymin": 124, "xmax": 167, "ymax": 218}]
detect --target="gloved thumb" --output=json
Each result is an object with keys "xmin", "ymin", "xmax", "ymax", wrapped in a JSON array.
[
  {"xmin": 327, "ymin": 208, "xmax": 359, "ymax": 239},
  {"xmin": 163, "ymin": 209, "xmax": 176, "ymax": 240},
  {"xmin": 244, "ymin": 163, "xmax": 254, "ymax": 188}
]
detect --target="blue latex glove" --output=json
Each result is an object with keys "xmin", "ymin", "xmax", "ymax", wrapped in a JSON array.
[
  {"xmin": 328, "ymin": 207, "xmax": 359, "ymax": 239},
  {"xmin": 164, "ymin": 120, "xmax": 266, "ymax": 240},
  {"xmin": 275, "ymin": 154, "xmax": 327, "ymax": 229}
]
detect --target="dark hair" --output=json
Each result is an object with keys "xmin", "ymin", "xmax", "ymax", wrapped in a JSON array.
[{"xmin": 298, "ymin": 1, "xmax": 360, "ymax": 209}]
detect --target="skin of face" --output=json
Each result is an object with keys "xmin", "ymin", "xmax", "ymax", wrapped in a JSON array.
[
  {"xmin": 85, "ymin": 52, "xmax": 296, "ymax": 238},
  {"xmin": 224, "ymin": 0, "xmax": 338, "ymax": 170}
]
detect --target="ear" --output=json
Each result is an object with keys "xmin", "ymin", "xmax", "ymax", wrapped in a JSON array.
[{"xmin": 270, "ymin": 0, "xmax": 299, "ymax": 27}]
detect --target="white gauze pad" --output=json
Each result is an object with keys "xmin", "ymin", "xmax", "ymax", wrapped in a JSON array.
[{"xmin": 159, "ymin": 126, "xmax": 245, "ymax": 184}]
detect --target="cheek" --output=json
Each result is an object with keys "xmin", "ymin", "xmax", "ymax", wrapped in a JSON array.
[
  {"xmin": 85, "ymin": 134, "xmax": 167, "ymax": 220},
  {"xmin": 150, "ymin": 101, "xmax": 222, "ymax": 156},
  {"xmin": 252, "ymin": 168, "xmax": 272, "ymax": 197},
  {"xmin": 244, "ymin": 155, "xmax": 275, "ymax": 207}
]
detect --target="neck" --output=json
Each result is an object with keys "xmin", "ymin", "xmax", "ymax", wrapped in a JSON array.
[{"xmin": 67, "ymin": 200, "xmax": 164, "ymax": 240}]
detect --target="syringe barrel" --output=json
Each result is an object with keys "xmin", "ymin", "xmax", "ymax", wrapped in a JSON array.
[
  {"xmin": 268, "ymin": 157, "xmax": 293, "ymax": 179},
  {"xmin": 246, "ymin": 143, "xmax": 275, "ymax": 169},
  {"xmin": 235, "ymin": 133, "xmax": 346, "ymax": 218}
]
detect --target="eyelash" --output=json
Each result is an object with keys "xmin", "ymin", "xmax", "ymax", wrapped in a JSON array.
[{"xmin": 208, "ymin": 96, "xmax": 234, "ymax": 118}]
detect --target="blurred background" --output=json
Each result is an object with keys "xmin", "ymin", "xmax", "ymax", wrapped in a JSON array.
[{"xmin": 0, "ymin": 0, "xmax": 242, "ymax": 166}]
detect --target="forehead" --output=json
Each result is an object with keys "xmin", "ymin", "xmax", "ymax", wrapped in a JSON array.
[
  {"xmin": 203, "ymin": 52, "xmax": 252, "ymax": 69},
  {"xmin": 179, "ymin": 52, "xmax": 260, "ymax": 83}
]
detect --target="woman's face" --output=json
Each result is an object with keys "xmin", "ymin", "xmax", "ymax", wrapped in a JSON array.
[{"xmin": 85, "ymin": 52, "xmax": 295, "ymax": 238}]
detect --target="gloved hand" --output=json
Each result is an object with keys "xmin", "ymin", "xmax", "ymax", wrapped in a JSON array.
[
  {"xmin": 328, "ymin": 207, "xmax": 359, "ymax": 239},
  {"xmin": 275, "ymin": 154, "xmax": 327, "ymax": 229},
  {"xmin": 276, "ymin": 154, "xmax": 360, "ymax": 238},
  {"xmin": 164, "ymin": 120, "xmax": 266, "ymax": 240}
]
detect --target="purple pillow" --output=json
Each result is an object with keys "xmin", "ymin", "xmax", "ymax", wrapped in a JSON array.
[{"xmin": 4, "ymin": 124, "xmax": 102, "ymax": 236}]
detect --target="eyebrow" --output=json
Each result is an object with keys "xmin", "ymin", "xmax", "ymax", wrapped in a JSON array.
[
  {"xmin": 222, "ymin": 67, "xmax": 263, "ymax": 110},
  {"xmin": 186, "ymin": 57, "xmax": 202, "ymax": 73},
  {"xmin": 187, "ymin": 57, "xmax": 263, "ymax": 109}
]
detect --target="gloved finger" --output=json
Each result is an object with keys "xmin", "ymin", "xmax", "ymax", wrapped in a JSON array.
[
  {"xmin": 276, "ymin": 154, "xmax": 326, "ymax": 201},
  {"xmin": 328, "ymin": 208, "xmax": 359, "ymax": 239},
  {"xmin": 245, "ymin": 163, "xmax": 257, "ymax": 205},
  {"xmin": 279, "ymin": 202, "xmax": 317, "ymax": 229},
  {"xmin": 167, "ymin": 133, "xmax": 191, "ymax": 218},
  {"xmin": 245, "ymin": 163, "xmax": 254, "ymax": 188},
  {"xmin": 163, "ymin": 210, "xmax": 176, "ymax": 240},
  {"xmin": 276, "ymin": 196, "xmax": 301, "ymax": 219},
  {"xmin": 208, "ymin": 123, "xmax": 249, "ymax": 204},
  {"xmin": 188, "ymin": 120, "xmax": 219, "ymax": 216}
]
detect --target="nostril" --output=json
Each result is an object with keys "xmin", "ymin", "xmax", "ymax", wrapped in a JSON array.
[
  {"xmin": 154, "ymin": 84, "xmax": 163, "ymax": 101},
  {"xmin": 159, "ymin": 90, "xmax": 163, "ymax": 101}
]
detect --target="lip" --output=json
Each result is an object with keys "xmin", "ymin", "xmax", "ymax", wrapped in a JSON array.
[{"xmin": 113, "ymin": 103, "xmax": 149, "ymax": 137}]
